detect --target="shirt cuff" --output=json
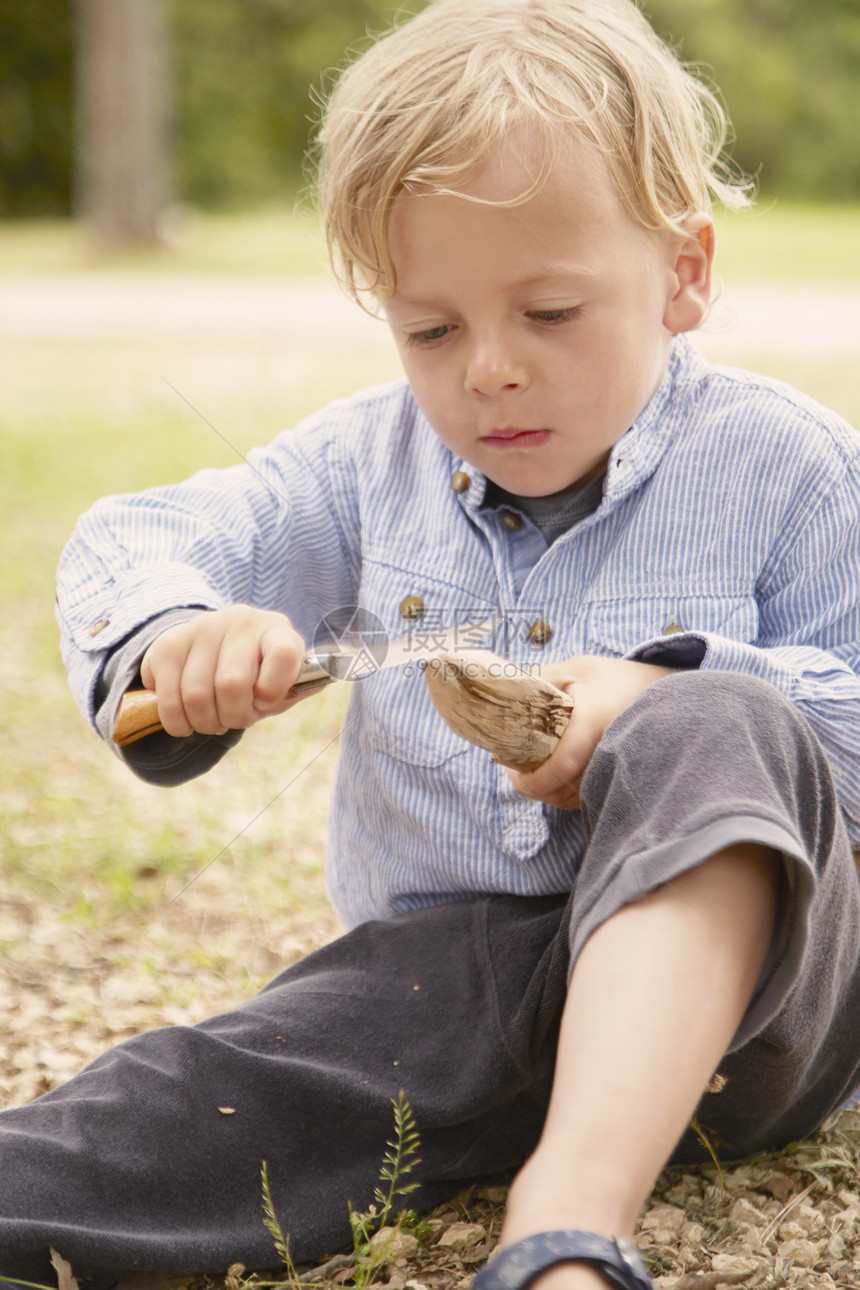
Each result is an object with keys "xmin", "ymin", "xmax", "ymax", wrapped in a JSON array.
[
  {"xmin": 94, "ymin": 608, "xmax": 243, "ymax": 786},
  {"xmin": 626, "ymin": 632, "xmax": 708, "ymax": 669}
]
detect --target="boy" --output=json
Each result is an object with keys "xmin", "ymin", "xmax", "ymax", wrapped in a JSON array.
[{"xmin": 3, "ymin": 1, "xmax": 860, "ymax": 1288}]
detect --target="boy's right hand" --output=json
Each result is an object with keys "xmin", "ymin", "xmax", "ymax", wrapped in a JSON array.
[{"xmin": 140, "ymin": 606, "xmax": 309, "ymax": 738}]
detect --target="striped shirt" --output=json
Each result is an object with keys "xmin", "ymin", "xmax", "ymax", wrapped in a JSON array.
[{"xmin": 56, "ymin": 335, "xmax": 860, "ymax": 928}]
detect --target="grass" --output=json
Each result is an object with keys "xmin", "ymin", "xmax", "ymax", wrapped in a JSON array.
[
  {"xmin": 0, "ymin": 201, "xmax": 328, "ymax": 276},
  {"xmin": 2, "ymin": 197, "xmax": 860, "ymax": 283},
  {"xmin": 714, "ymin": 200, "xmax": 860, "ymax": 284}
]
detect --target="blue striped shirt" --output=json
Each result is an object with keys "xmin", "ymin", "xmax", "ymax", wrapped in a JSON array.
[{"xmin": 56, "ymin": 335, "xmax": 860, "ymax": 928}]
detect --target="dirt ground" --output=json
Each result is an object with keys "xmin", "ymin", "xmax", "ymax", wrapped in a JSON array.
[{"xmin": 3, "ymin": 272, "xmax": 860, "ymax": 1288}]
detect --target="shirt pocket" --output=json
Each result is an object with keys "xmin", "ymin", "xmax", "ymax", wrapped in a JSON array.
[
  {"xmin": 363, "ymin": 665, "xmax": 474, "ymax": 768},
  {"xmin": 584, "ymin": 593, "xmax": 760, "ymax": 657},
  {"xmin": 358, "ymin": 554, "xmax": 498, "ymax": 768}
]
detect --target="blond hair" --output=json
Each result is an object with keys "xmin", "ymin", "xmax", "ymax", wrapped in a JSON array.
[{"xmin": 315, "ymin": 0, "xmax": 751, "ymax": 304}]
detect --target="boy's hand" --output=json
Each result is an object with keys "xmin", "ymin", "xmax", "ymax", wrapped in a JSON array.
[
  {"xmin": 140, "ymin": 606, "xmax": 308, "ymax": 738},
  {"xmin": 506, "ymin": 655, "xmax": 676, "ymax": 810}
]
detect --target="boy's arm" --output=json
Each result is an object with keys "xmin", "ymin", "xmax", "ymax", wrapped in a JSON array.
[
  {"xmin": 56, "ymin": 419, "xmax": 361, "ymax": 763},
  {"xmin": 517, "ymin": 465, "xmax": 860, "ymax": 832},
  {"xmin": 626, "ymin": 471, "xmax": 860, "ymax": 838}
]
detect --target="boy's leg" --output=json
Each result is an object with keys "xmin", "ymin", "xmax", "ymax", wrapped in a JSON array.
[
  {"xmin": 500, "ymin": 842, "xmax": 778, "ymax": 1290},
  {"xmin": 490, "ymin": 670, "xmax": 860, "ymax": 1289},
  {"xmin": 0, "ymin": 892, "xmax": 571, "ymax": 1286}
]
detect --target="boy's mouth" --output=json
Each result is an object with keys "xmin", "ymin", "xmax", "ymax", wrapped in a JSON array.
[{"xmin": 481, "ymin": 427, "xmax": 552, "ymax": 447}]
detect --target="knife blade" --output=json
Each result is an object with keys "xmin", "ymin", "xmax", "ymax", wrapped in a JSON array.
[{"xmin": 111, "ymin": 619, "xmax": 496, "ymax": 747}]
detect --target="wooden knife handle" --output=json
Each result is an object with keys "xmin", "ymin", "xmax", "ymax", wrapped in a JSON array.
[
  {"xmin": 113, "ymin": 690, "xmax": 164, "ymax": 746},
  {"xmin": 112, "ymin": 655, "xmax": 334, "ymax": 747}
]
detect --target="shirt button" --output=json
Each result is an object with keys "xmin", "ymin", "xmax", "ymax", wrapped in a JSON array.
[
  {"xmin": 400, "ymin": 595, "xmax": 425, "ymax": 621},
  {"xmin": 501, "ymin": 509, "xmax": 524, "ymax": 530},
  {"xmin": 88, "ymin": 616, "xmax": 111, "ymax": 636},
  {"xmin": 451, "ymin": 471, "xmax": 471, "ymax": 494},
  {"xmin": 662, "ymin": 618, "xmax": 685, "ymax": 635},
  {"xmin": 527, "ymin": 619, "xmax": 552, "ymax": 647}
]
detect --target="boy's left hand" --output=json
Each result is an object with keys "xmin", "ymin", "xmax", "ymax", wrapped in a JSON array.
[{"xmin": 506, "ymin": 655, "xmax": 676, "ymax": 810}]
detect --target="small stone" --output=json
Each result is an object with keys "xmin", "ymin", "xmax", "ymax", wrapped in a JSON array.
[
  {"xmin": 835, "ymin": 1109, "xmax": 860, "ymax": 1134},
  {"xmin": 730, "ymin": 1197, "xmax": 766, "ymax": 1228},
  {"xmin": 776, "ymin": 1237, "xmax": 825, "ymax": 1268},
  {"xmin": 794, "ymin": 1203, "xmax": 827, "ymax": 1238},
  {"xmin": 778, "ymin": 1220, "xmax": 806, "ymax": 1242},
  {"xmin": 368, "ymin": 1227, "xmax": 419, "ymax": 1259},
  {"xmin": 436, "ymin": 1221, "xmax": 486, "ymax": 1251},
  {"xmin": 710, "ymin": 1252, "xmax": 766, "ymax": 1277},
  {"xmin": 681, "ymin": 1220, "xmax": 704, "ymax": 1243},
  {"xmin": 721, "ymin": 1165, "xmax": 759, "ymax": 1191},
  {"xmin": 664, "ymin": 1175, "xmax": 700, "ymax": 1206},
  {"xmin": 827, "ymin": 1232, "xmax": 847, "ymax": 1260},
  {"xmin": 640, "ymin": 1205, "xmax": 686, "ymax": 1233}
]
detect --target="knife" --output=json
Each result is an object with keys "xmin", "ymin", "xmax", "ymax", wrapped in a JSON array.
[{"xmin": 111, "ymin": 622, "xmax": 495, "ymax": 747}]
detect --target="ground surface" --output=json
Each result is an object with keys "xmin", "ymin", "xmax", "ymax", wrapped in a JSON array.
[{"xmin": 2, "ymin": 268, "xmax": 860, "ymax": 1288}]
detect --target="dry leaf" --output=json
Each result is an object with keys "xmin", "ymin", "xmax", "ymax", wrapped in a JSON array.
[
  {"xmin": 50, "ymin": 1249, "xmax": 81, "ymax": 1290},
  {"xmin": 762, "ymin": 1171, "xmax": 798, "ymax": 1202}
]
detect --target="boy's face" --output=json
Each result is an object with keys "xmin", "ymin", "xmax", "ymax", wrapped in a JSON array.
[{"xmin": 384, "ymin": 135, "xmax": 711, "ymax": 497}]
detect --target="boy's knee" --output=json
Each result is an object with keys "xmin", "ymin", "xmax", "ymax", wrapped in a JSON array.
[
  {"xmin": 611, "ymin": 668, "xmax": 809, "ymax": 756},
  {"xmin": 581, "ymin": 668, "xmax": 834, "ymax": 827}
]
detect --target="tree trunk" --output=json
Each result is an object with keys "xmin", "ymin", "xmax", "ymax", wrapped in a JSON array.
[{"xmin": 74, "ymin": 0, "xmax": 169, "ymax": 246}]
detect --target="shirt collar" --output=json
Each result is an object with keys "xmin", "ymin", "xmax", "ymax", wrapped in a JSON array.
[{"xmin": 602, "ymin": 334, "xmax": 708, "ymax": 501}]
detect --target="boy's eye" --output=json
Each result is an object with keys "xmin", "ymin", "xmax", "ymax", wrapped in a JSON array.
[
  {"xmin": 404, "ymin": 324, "xmax": 452, "ymax": 347},
  {"xmin": 529, "ymin": 307, "xmax": 583, "ymax": 325}
]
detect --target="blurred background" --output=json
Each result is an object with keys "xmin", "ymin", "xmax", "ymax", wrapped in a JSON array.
[
  {"xmin": 1, "ymin": 0, "xmax": 859, "ymax": 1110},
  {"xmin": 4, "ymin": 0, "xmax": 860, "ymax": 229}
]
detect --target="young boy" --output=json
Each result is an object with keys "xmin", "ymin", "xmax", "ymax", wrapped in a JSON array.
[{"xmin": 3, "ymin": 1, "xmax": 860, "ymax": 1288}]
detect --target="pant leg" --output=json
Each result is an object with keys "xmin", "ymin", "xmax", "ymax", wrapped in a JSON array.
[
  {"xmin": 0, "ymin": 894, "xmax": 569, "ymax": 1286},
  {"xmin": 5, "ymin": 670, "xmax": 860, "ymax": 1283},
  {"xmin": 569, "ymin": 669, "xmax": 860, "ymax": 1161}
]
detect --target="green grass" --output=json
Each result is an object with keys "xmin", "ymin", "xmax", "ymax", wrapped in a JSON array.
[
  {"xmin": 1, "ymin": 198, "xmax": 859, "ymax": 282},
  {"xmin": 715, "ymin": 200, "xmax": 860, "ymax": 284},
  {"xmin": 0, "ymin": 201, "xmax": 328, "ymax": 276}
]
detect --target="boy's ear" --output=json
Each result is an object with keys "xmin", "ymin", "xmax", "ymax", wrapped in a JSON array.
[{"xmin": 663, "ymin": 212, "xmax": 715, "ymax": 335}]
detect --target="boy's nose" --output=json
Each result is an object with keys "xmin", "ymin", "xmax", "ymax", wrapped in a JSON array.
[{"xmin": 464, "ymin": 342, "xmax": 528, "ymax": 397}]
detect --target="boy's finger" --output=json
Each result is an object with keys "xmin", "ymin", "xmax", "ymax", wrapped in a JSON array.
[
  {"xmin": 177, "ymin": 633, "xmax": 236, "ymax": 734},
  {"xmin": 253, "ymin": 624, "xmax": 307, "ymax": 713},
  {"xmin": 507, "ymin": 744, "xmax": 587, "ymax": 809},
  {"xmin": 151, "ymin": 658, "xmax": 196, "ymax": 738}
]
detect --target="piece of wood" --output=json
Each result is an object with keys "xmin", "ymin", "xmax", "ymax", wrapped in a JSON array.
[{"xmin": 422, "ymin": 650, "xmax": 574, "ymax": 770}]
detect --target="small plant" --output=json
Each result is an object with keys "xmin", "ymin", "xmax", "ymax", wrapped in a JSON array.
[
  {"xmin": 0, "ymin": 1279, "xmax": 56, "ymax": 1290},
  {"xmin": 261, "ymin": 1159, "xmax": 301, "ymax": 1286},
  {"xmin": 348, "ymin": 1091, "xmax": 423, "ymax": 1288},
  {"xmin": 690, "ymin": 1115, "xmax": 724, "ymax": 1187},
  {"xmin": 260, "ymin": 1091, "xmax": 422, "ymax": 1288}
]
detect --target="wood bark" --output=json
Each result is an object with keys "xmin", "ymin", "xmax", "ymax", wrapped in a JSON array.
[{"xmin": 74, "ymin": 0, "xmax": 169, "ymax": 245}]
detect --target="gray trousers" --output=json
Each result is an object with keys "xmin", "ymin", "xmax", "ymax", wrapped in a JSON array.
[{"xmin": 2, "ymin": 672, "xmax": 860, "ymax": 1286}]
